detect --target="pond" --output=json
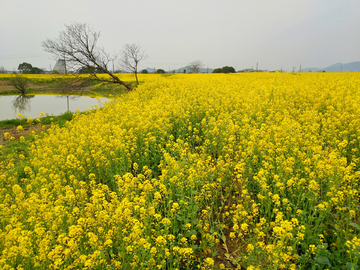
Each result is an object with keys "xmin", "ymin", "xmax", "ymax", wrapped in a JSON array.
[{"xmin": 0, "ymin": 94, "xmax": 111, "ymax": 121}]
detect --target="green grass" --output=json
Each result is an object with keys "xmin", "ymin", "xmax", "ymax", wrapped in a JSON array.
[
  {"xmin": 88, "ymin": 82, "xmax": 134, "ymax": 97},
  {"xmin": 0, "ymin": 111, "xmax": 74, "ymax": 129},
  {"xmin": 0, "ymin": 88, "xmax": 53, "ymax": 95},
  {"xmin": 0, "ymin": 75, "xmax": 138, "ymax": 96}
]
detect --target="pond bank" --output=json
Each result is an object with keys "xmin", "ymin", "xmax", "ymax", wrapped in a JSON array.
[
  {"xmin": 0, "ymin": 111, "xmax": 73, "ymax": 148},
  {"xmin": 0, "ymin": 94, "xmax": 110, "ymax": 121},
  {"xmin": 0, "ymin": 75, "xmax": 135, "ymax": 97}
]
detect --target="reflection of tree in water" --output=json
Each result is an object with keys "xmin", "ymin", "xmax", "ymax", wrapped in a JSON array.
[
  {"xmin": 12, "ymin": 94, "xmax": 35, "ymax": 115},
  {"xmin": 55, "ymin": 83, "xmax": 85, "ymax": 112},
  {"xmin": 56, "ymin": 95, "xmax": 81, "ymax": 112}
]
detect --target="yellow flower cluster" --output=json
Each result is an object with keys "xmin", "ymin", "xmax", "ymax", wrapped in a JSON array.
[{"xmin": 0, "ymin": 72, "xmax": 359, "ymax": 269}]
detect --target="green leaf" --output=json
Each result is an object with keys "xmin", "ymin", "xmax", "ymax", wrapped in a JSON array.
[
  {"xmin": 355, "ymin": 246, "xmax": 360, "ymax": 258},
  {"xmin": 316, "ymin": 256, "xmax": 331, "ymax": 266},
  {"xmin": 100, "ymin": 250, "xmax": 105, "ymax": 259},
  {"xmin": 346, "ymin": 262, "xmax": 359, "ymax": 270},
  {"xmin": 349, "ymin": 222, "xmax": 360, "ymax": 231}
]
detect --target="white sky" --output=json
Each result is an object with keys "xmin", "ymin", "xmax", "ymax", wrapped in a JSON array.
[{"xmin": 1, "ymin": 0, "xmax": 359, "ymax": 72}]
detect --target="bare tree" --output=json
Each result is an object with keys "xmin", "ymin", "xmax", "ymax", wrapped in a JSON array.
[
  {"xmin": 121, "ymin": 44, "xmax": 148, "ymax": 85},
  {"xmin": 9, "ymin": 74, "xmax": 29, "ymax": 94},
  {"xmin": 42, "ymin": 22, "xmax": 133, "ymax": 91},
  {"xmin": 189, "ymin": 60, "xmax": 204, "ymax": 73}
]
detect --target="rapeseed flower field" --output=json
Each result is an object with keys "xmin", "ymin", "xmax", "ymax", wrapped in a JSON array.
[
  {"xmin": 0, "ymin": 73, "xmax": 359, "ymax": 269},
  {"xmin": 0, "ymin": 73, "xmax": 138, "ymax": 87}
]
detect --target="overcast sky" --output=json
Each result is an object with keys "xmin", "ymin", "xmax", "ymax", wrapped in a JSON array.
[{"xmin": 1, "ymin": 0, "xmax": 359, "ymax": 72}]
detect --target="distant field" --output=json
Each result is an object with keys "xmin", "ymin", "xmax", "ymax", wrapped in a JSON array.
[{"xmin": 0, "ymin": 73, "xmax": 359, "ymax": 269}]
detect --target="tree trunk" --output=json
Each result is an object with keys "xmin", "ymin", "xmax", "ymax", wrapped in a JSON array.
[
  {"xmin": 135, "ymin": 71, "xmax": 139, "ymax": 86},
  {"xmin": 119, "ymin": 79, "xmax": 133, "ymax": 91},
  {"xmin": 102, "ymin": 68, "xmax": 133, "ymax": 91},
  {"xmin": 135, "ymin": 62, "xmax": 139, "ymax": 86}
]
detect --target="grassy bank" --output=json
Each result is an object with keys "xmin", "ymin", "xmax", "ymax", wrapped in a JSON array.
[
  {"xmin": 0, "ymin": 111, "xmax": 74, "ymax": 129},
  {"xmin": 0, "ymin": 73, "xmax": 139, "ymax": 97}
]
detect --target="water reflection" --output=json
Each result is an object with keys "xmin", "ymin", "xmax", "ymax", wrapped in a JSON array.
[
  {"xmin": 0, "ymin": 94, "xmax": 110, "ymax": 121},
  {"xmin": 55, "ymin": 87, "xmax": 84, "ymax": 112},
  {"xmin": 12, "ymin": 94, "xmax": 35, "ymax": 115},
  {"xmin": 56, "ymin": 95, "xmax": 81, "ymax": 112}
]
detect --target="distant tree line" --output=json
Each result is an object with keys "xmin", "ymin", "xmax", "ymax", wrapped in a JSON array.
[
  {"xmin": 14, "ymin": 62, "xmax": 236, "ymax": 77},
  {"xmin": 213, "ymin": 66, "xmax": 235, "ymax": 73},
  {"xmin": 155, "ymin": 69, "xmax": 166, "ymax": 74},
  {"xmin": 78, "ymin": 66, "xmax": 105, "ymax": 74},
  {"xmin": 18, "ymin": 62, "xmax": 44, "ymax": 74}
]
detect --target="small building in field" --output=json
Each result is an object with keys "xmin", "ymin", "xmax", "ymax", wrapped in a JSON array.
[{"xmin": 53, "ymin": 59, "xmax": 66, "ymax": 74}]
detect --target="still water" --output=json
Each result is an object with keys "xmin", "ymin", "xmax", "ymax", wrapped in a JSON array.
[{"xmin": 0, "ymin": 95, "xmax": 111, "ymax": 121}]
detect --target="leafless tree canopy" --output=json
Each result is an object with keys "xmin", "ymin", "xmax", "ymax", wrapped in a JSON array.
[
  {"xmin": 9, "ymin": 74, "xmax": 29, "ymax": 95},
  {"xmin": 189, "ymin": 60, "xmax": 204, "ymax": 73},
  {"xmin": 121, "ymin": 44, "xmax": 148, "ymax": 85},
  {"xmin": 42, "ymin": 22, "xmax": 133, "ymax": 91}
]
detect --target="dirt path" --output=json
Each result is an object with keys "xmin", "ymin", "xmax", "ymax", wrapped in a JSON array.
[
  {"xmin": 0, "ymin": 124, "xmax": 51, "ymax": 147},
  {"xmin": 0, "ymin": 80, "xmax": 16, "ymax": 92}
]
